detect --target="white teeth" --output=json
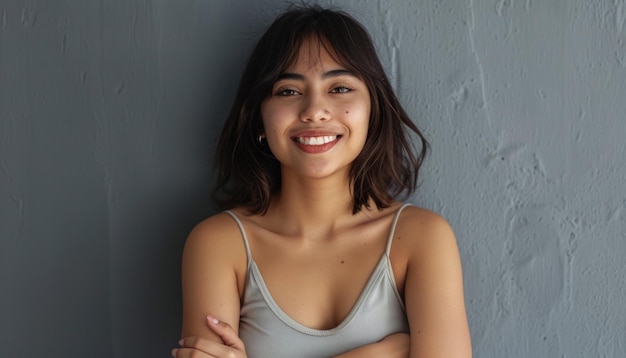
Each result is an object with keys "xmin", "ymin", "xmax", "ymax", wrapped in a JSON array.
[{"xmin": 296, "ymin": 135, "xmax": 337, "ymax": 146}]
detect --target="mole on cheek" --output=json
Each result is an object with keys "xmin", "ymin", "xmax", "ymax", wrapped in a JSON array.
[{"xmin": 345, "ymin": 110, "xmax": 349, "ymax": 114}]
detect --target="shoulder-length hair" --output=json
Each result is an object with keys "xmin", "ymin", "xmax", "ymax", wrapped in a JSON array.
[{"xmin": 213, "ymin": 5, "xmax": 428, "ymax": 215}]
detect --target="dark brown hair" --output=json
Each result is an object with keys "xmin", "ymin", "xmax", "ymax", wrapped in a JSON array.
[{"xmin": 213, "ymin": 5, "xmax": 428, "ymax": 214}]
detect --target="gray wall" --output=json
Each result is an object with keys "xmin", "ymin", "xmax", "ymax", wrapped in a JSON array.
[{"xmin": 1, "ymin": 0, "xmax": 624, "ymax": 357}]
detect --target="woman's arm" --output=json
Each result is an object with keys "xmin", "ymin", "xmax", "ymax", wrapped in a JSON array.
[
  {"xmin": 174, "ymin": 316, "xmax": 246, "ymax": 358},
  {"xmin": 332, "ymin": 332, "xmax": 410, "ymax": 358},
  {"xmin": 401, "ymin": 209, "xmax": 472, "ymax": 357},
  {"xmin": 177, "ymin": 213, "xmax": 248, "ymax": 351}
]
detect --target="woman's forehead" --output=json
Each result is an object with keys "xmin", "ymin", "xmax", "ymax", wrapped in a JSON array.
[{"xmin": 282, "ymin": 35, "xmax": 345, "ymax": 70}]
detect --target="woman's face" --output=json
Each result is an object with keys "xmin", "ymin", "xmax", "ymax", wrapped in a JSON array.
[{"xmin": 260, "ymin": 40, "xmax": 371, "ymax": 181}]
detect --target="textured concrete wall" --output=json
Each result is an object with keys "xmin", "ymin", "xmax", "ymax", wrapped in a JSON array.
[{"xmin": 1, "ymin": 0, "xmax": 624, "ymax": 357}]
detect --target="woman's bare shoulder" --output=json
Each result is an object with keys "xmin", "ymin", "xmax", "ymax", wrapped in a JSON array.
[
  {"xmin": 184, "ymin": 209, "xmax": 248, "ymax": 258},
  {"xmin": 396, "ymin": 205, "xmax": 472, "ymax": 356},
  {"xmin": 394, "ymin": 205, "xmax": 458, "ymax": 256},
  {"xmin": 397, "ymin": 205, "xmax": 452, "ymax": 230},
  {"xmin": 181, "ymin": 209, "xmax": 249, "ymax": 338}
]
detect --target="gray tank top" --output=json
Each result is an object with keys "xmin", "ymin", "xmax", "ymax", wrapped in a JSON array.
[{"xmin": 225, "ymin": 204, "xmax": 411, "ymax": 358}]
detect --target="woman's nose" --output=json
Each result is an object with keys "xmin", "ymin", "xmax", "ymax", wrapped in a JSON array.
[{"xmin": 299, "ymin": 93, "xmax": 330, "ymax": 122}]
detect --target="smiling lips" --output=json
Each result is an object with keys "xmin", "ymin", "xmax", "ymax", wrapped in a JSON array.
[
  {"xmin": 292, "ymin": 134, "xmax": 341, "ymax": 153},
  {"xmin": 295, "ymin": 135, "xmax": 337, "ymax": 145}
]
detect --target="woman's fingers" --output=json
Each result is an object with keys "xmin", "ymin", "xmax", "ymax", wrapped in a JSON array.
[
  {"xmin": 174, "ymin": 336, "xmax": 229, "ymax": 357},
  {"xmin": 172, "ymin": 346, "xmax": 216, "ymax": 358},
  {"xmin": 174, "ymin": 336, "xmax": 217, "ymax": 357},
  {"xmin": 171, "ymin": 315, "xmax": 246, "ymax": 358},
  {"xmin": 206, "ymin": 315, "xmax": 246, "ymax": 352},
  {"xmin": 173, "ymin": 317, "xmax": 246, "ymax": 358}
]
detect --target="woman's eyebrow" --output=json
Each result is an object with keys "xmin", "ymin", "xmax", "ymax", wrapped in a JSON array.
[
  {"xmin": 322, "ymin": 69, "xmax": 356, "ymax": 79},
  {"xmin": 276, "ymin": 69, "xmax": 356, "ymax": 81},
  {"xmin": 276, "ymin": 72, "xmax": 305, "ymax": 81}
]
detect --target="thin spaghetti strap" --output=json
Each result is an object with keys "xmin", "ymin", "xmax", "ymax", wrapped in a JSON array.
[
  {"xmin": 385, "ymin": 203, "xmax": 414, "ymax": 255},
  {"xmin": 224, "ymin": 210, "xmax": 252, "ymax": 260}
]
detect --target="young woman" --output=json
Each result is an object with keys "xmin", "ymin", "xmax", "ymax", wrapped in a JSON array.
[{"xmin": 172, "ymin": 5, "xmax": 471, "ymax": 358}]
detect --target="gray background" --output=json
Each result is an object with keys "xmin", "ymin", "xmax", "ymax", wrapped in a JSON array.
[{"xmin": 1, "ymin": 0, "xmax": 625, "ymax": 357}]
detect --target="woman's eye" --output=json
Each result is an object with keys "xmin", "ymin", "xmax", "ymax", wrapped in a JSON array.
[
  {"xmin": 276, "ymin": 89, "xmax": 298, "ymax": 96},
  {"xmin": 331, "ymin": 86, "xmax": 352, "ymax": 93}
]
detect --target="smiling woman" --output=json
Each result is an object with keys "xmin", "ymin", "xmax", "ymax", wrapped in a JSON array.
[
  {"xmin": 173, "ymin": 5, "xmax": 471, "ymax": 358},
  {"xmin": 261, "ymin": 41, "xmax": 370, "ymax": 178}
]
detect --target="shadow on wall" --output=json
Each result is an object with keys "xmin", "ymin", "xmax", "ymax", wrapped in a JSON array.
[{"xmin": 0, "ymin": 1, "xmax": 275, "ymax": 357}]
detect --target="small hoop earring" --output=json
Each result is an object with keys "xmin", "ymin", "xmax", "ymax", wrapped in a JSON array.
[{"xmin": 258, "ymin": 134, "xmax": 265, "ymax": 144}]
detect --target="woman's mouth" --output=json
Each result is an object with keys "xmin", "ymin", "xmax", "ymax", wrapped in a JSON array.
[
  {"xmin": 294, "ymin": 135, "xmax": 339, "ymax": 146},
  {"xmin": 291, "ymin": 134, "xmax": 342, "ymax": 153}
]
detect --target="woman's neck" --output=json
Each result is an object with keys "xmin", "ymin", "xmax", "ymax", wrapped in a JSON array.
[{"xmin": 267, "ymin": 172, "xmax": 360, "ymax": 240}]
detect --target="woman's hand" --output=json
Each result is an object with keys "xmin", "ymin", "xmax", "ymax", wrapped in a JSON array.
[
  {"xmin": 172, "ymin": 315, "xmax": 247, "ymax": 358},
  {"xmin": 333, "ymin": 332, "xmax": 410, "ymax": 358},
  {"xmin": 378, "ymin": 332, "xmax": 410, "ymax": 357}
]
